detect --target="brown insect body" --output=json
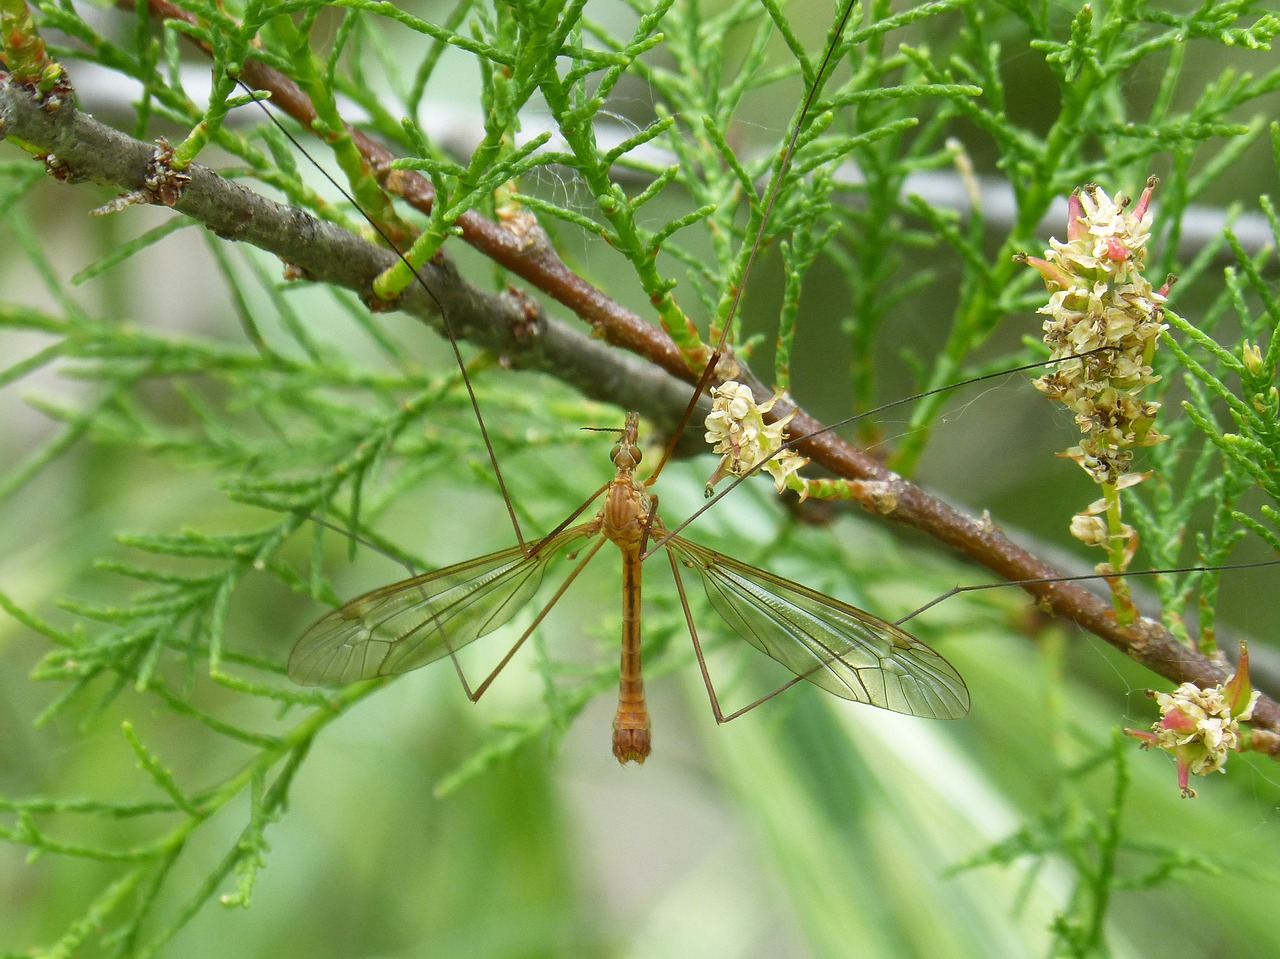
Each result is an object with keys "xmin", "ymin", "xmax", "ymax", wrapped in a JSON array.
[{"xmin": 599, "ymin": 412, "xmax": 657, "ymax": 763}]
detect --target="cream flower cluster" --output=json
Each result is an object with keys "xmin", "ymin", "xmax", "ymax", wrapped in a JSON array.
[
  {"xmin": 1152, "ymin": 684, "xmax": 1254, "ymax": 773},
  {"xmin": 1019, "ymin": 178, "xmax": 1169, "ymax": 485},
  {"xmin": 1126, "ymin": 644, "xmax": 1259, "ymax": 797},
  {"xmin": 704, "ymin": 381, "xmax": 809, "ymax": 496},
  {"xmin": 1134, "ymin": 687, "xmax": 1258, "ymax": 797}
]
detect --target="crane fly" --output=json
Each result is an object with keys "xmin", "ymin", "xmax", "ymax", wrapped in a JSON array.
[{"xmin": 289, "ymin": 412, "xmax": 969, "ymax": 763}]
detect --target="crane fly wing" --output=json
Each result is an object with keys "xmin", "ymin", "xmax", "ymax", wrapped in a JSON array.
[
  {"xmin": 665, "ymin": 536, "xmax": 970, "ymax": 720},
  {"xmin": 289, "ymin": 524, "xmax": 598, "ymax": 685}
]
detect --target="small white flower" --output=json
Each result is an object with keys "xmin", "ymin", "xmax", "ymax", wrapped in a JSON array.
[
  {"xmin": 704, "ymin": 381, "xmax": 809, "ymax": 495},
  {"xmin": 1149, "ymin": 683, "xmax": 1256, "ymax": 776},
  {"xmin": 1126, "ymin": 645, "xmax": 1260, "ymax": 797},
  {"xmin": 1242, "ymin": 341, "xmax": 1264, "ymax": 376},
  {"xmin": 1069, "ymin": 513, "xmax": 1108, "ymax": 547}
]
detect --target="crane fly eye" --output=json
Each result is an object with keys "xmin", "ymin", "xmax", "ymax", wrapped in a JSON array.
[{"xmin": 611, "ymin": 442, "xmax": 641, "ymax": 469}]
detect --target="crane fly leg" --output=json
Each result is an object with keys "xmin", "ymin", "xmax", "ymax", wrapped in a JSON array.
[
  {"xmin": 452, "ymin": 535, "xmax": 609, "ymax": 702},
  {"xmin": 663, "ymin": 534, "xmax": 969, "ymax": 722},
  {"xmin": 665, "ymin": 547, "xmax": 809, "ymax": 724},
  {"xmin": 638, "ymin": 490, "xmax": 660, "ymax": 556},
  {"xmin": 521, "ymin": 479, "xmax": 613, "ymax": 559}
]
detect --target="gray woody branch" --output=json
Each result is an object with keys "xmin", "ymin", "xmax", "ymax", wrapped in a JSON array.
[{"xmin": 0, "ymin": 77, "xmax": 698, "ymax": 437}]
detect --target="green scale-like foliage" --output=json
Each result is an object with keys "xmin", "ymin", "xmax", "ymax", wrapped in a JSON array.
[{"xmin": 1, "ymin": 1, "xmax": 1279, "ymax": 957}]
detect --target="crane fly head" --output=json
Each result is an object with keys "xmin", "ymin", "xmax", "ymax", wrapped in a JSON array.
[
  {"xmin": 582, "ymin": 413, "xmax": 643, "ymax": 474},
  {"xmin": 611, "ymin": 412, "xmax": 643, "ymax": 473}
]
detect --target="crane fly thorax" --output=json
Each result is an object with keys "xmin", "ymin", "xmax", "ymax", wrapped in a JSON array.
[
  {"xmin": 600, "ymin": 474, "xmax": 652, "ymax": 551},
  {"xmin": 597, "ymin": 412, "xmax": 653, "ymax": 551}
]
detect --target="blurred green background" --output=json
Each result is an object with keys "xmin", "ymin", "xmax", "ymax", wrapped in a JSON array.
[{"xmin": 3, "ymin": 1, "xmax": 1280, "ymax": 957}]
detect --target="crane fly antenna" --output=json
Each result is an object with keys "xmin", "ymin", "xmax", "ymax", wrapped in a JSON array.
[{"xmin": 232, "ymin": 78, "xmax": 528, "ymax": 551}]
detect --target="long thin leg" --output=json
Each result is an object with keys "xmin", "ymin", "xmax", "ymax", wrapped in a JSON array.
[
  {"xmin": 237, "ymin": 78, "xmax": 530, "ymax": 550},
  {"xmin": 447, "ymin": 536, "xmax": 609, "ymax": 702},
  {"xmin": 665, "ymin": 546, "xmax": 809, "ymax": 724},
  {"xmin": 524, "ymin": 479, "xmax": 612, "ymax": 558}
]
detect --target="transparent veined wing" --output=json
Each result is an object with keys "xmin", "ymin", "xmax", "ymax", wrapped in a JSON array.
[
  {"xmin": 289, "ymin": 524, "xmax": 598, "ymax": 685},
  {"xmin": 664, "ymin": 536, "xmax": 969, "ymax": 719}
]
